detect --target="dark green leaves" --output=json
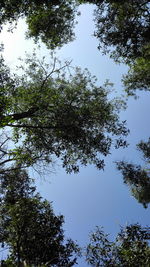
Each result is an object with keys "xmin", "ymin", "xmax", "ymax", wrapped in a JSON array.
[
  {"xmin": 0, "ymin": 168, "xmax": 80, "ymax": 266},
  {"xmin": 93, "ymin": 0, "xmax": 150, "ymax": 62},
  {"xmin": 0, "ymin": 0, "xmax": 79, "ymax": 49},
  {"xmin": 123, "ymin": 44, "xmax": 150, "ymax": 96},
  {"xmin": 117, "ymin": 161, "xmax": 150, "ymax": 208},
  {"xmin": 26, "ymin": 0, "xmax": 79, "ymax": 49},
  {"xmin": 85, "ymin": 224, "xmax": 150, "ymax": 267},
  {"xmin": 85, "ymin": 226, "xmax": 117, "ymax": 266},
  {"xmin": 0, "ymin": 53, "xmax": 128, "ymax": 172},
  {"xmin": 116, "ymin": 138, "xmax": 150, "ymax": 208}
]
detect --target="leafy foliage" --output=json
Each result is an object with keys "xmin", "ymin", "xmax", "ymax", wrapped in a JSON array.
[
  {"xmin": 85, "ymin": 224, "xmax": 150, "ymax": 267},
  {"xmin": 117, "ymin": 161, "xmax": 150, "ymax": 208},
  {"xmin": 116, "ymin": 224, "xmax": 150, "ymax": 267},
  {"xmin": 1, "ymin": 0, "xmax": 150, "ymax": 61},
  {"xmin": 137, "ymin": 137, "xmax": 150, "ymax": 160},
  {"xmin": 116, "ymin": 138, "xmax": 150, "ymax": 208},
  {"xmin": 93, "ymin": 0, "xmax": 150, "ymax": 62},
  {"xmin": 89, "ymin": 0, "xmax": 150, "ymax": 97},
  {"xmin": 123, "ymin": 44, "xmax": 150, "ymax": 96},
  {"xmin": 0, "ymin": 168, "xmax": 79, "ymax": 266},
  {"xmin": 0, "ymin": 52, "xmax": 128, "ymax": 173},
  {"xmin": 85, "ymin": 226, "xmax": 117, "ymax": 266},
  {"xmin": 0, "ymin": 0, "xmax": 79, "ymax": 49},
  {"xmin": 1, "ymin": 0, "xmax": 149, "ymax": 101}
]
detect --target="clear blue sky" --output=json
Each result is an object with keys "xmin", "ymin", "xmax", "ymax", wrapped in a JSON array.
[{"xmin": 1, "ymin": 4, "xmax": 150, "ymax": 266}]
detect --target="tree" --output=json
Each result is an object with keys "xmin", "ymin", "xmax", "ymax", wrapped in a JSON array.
[
  {"xmin": 92, "ymin": 0, "xmax": 150, "ymax": 62},
  {"xmin": 1, "ymin": 1, "xmax": 150, "ymax": 60},
  {"xmin": 116, "ymin": 138, "xmax": 150, "ymax": 208},
  {"xmin": 0, "ymin": 0, "xmax": 79, "ymax": 49},
  {"xmin": 116, "ymin": 161, "xmax": 150, "ymax": 208},
  {"xmin": 85, "ymin": 226, "xmax": 117, "ymax": 266},
  {"xmin": 137, "ymin": 138, "xmax": 150, "ymax": 160},
  {"xmin": 116, "ymin": 224, "xmax": 150, "ymax": 267},
  {"xmin": 123, "ymin": 44, "xmax": 150, "ymax": 96},
  {"xmin": 90, "ymin": 0, "xmax": 150, "ymax": 99},
  {"xmin": 0, "ymin": 167, "xmax": 80, "ymax": 266},
  {"xmin": 0, "ymin": 51, "xmax": 128, "ymax": 173},
  {"xmin": 79, "ymin": 1, "xmax": 150, "ymax": 97},
  {"xmin": 85, "ymin": 224, "xmax": 150, "ymax": 267}
]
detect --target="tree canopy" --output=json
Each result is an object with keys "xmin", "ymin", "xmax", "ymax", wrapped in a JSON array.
[
  {"xmin": 93, "ymin": 0, "xmax": 150, "ymax": 62},
  {"xmin": 116, "ymin": 138, "xmax": 150, "ymax": 208},
  {"xmin": 123, "ymin": 44, "xmax": 150, "ymax": 96},
  {"xmin": 85, "ymin": 224, "xmax": 150, "ymax": 267},
  {"xmin": 0, "ymin": 167, "xmax": 79, "ymax": 266},
  {"xmin": 117, "ymin": 161, "xmax": 150, "ymax": 209},
  {"xmin": 1, "ymin": 1, "xmax": 149, "ymax": 62},
  {"xmin": 0, "ymin": 51, "xmax": 128, "ymax": 173},
  {"xmin": 79, "ymin": 1, "xmax": 150, "ymax": 98},
  {"xmin": 0, "ymin": 0, "xmax": 79, "ymax": 49},
  {"xmin": 138, "ymin": 138, "xmax": 150, "ymax": 160},
  {"xmin": 1, "ymin": 0, "xmax": 149, "ymax": 99},
  {"xmin": 0, "ymin": 2, "xmax": 150, "ymax": 266},
  {"xmin": 88, "ymin": 0, "xmax": 150, "ymax": 97}
]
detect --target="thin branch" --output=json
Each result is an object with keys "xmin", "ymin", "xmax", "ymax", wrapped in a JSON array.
[
  {"xmin": 39, "ymin": 58, "xmax": 72, "ymax": 89},
  {"xmin": 0, "ymin": 246, "xmax": 9, "ymax": 253},
  {"xmin": 0, "ymin": 158, "xmax": 15, "ymax": 166},
  {"xmin": 6, "ymin": 124, "xmax": 56, "ymax": 129},
  {"xmin": 6, "ymin": 107, "xmax": 38, "ymax": 121},
  {"xmin": 0, "ymin": 137, "xmax": 10, "ymax": 148}
]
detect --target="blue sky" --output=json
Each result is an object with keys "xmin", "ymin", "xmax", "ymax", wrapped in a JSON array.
[{"xmin": 1, "ymin": 4, "xmax": 150, "ymax": 266}]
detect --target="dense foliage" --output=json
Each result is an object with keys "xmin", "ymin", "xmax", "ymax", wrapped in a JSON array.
[
  {"xmin": 117, "ymin": 161, "xmax": 150, "ymax": 208},
  {"xmin": 0, "ymin": 52, "xmax": 128, "ymax": 173},
  {"xmin": 0, "ymin": 2, "xmax": 149, "ymax": 266},
  {"xmin": 0, "ymin": 168, "xmax": 79, "ymax": 266},
  {"xmin": 1, "ymin": 1, "xmax": 150, "ymax": 97},
  {"xmin": 85, "ymin": 224, "xmax": 150, "ymax": 267},
  {"xmin": 1, "ymin": 1, "xmax": 149, "ymax": 61},
  {"xmin": 93, "ymin": 0, "xmax": 150, "ymax": 62},
  {"xmin": 123, "ymin": 44, "xmax": 150, "ymax": 96},
  {"xmin": 90, "ymin": 0, "xmax": 150, "ymax": 98},
  {"xmin": 0, "ymin": 0, "xmax": 78, "ymax": 49},
  {"xmin": 138, "ymin": 138, "xmax": 150, "ymax": 160},
  {"xmin": 117, "ymin": 138, "xmax": 150, "ymax": 208}
]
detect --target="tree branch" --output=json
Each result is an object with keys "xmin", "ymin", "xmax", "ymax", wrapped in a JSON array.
[{"xmin": 6, "ymin": 124, "xmax": 56, "ymax": 129}]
